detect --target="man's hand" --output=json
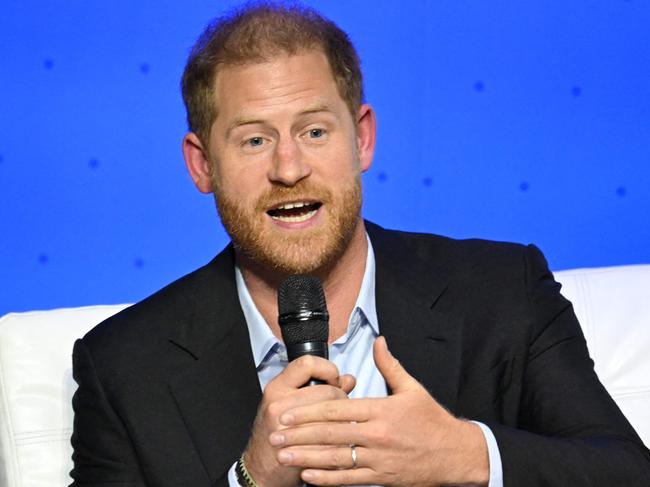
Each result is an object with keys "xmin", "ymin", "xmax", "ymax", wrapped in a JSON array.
[
  {"xmin": 243, "ymin": 355, "xmax": 356, "ymax": 487},
  {"xmin": 270, "ymin": 337, "xmax": 489, "ymax": 487}
]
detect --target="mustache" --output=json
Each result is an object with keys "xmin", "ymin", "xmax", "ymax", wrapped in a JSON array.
[{"xmin": 255, "ymin": 181, "xmax": 332, "ymax": 211}]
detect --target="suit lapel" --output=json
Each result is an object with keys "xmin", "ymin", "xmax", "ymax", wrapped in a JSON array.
[
  {"xmin": 166, "ymin": 246, "xmax": 262, "ymax": 482},
  {"xmin": 368, "ymin": 222, "xmax": 463, "ymax": 412}
]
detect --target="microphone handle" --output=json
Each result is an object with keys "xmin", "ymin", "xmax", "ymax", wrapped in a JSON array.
[
  {"xmin": 286, "ymin": 341, "xmax": 329, "ymax": 362},
  {"xmin": 286, "ymin": 341, "xmax": 329, "ymax": 487}
]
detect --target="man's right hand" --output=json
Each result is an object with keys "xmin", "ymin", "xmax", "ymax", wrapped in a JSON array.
[{"xmin": 242, "ymin": 355, "xmax": 356, "ymax": 487}]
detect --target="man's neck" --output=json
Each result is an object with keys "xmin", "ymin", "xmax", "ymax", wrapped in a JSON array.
[{"xmin": 237, "ymin": 220, "xmax": 369, "ymax": 344}]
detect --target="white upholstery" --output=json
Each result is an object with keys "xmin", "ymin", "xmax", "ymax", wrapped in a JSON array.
[
  {"xmin": 0, "ymin": 305, "xmax": 129, "ymax": 487},
  {"xmin": 0, "ymin": 265, "xmax": 649, "ymax": 486},
  {"xmin": 552, "ymin": 265, "xmax": 650, "ymax": 444}
]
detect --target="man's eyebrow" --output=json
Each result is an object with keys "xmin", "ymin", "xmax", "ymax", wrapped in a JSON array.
[
  {"xmin": 226, "ymin": 117, "xmax": 266, "ymax": 139},
  {"xmin": 298, "ymin": 103, "xmax": 336, "ymax": 117},
  {"xmin": 226, "ymin": 104, "xmax": 338, "ymax": 138}
]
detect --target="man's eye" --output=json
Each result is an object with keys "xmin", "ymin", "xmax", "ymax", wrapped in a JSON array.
[
  {"xmin": 309, "ymin": 128, "xmax": 324, "ymax": 138},
  {"xmin": 247, "ymin": 137, "xmax": 264, "ymax": 147}
]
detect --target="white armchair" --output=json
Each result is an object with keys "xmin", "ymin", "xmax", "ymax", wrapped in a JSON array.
[{"xmin": 1, "ymin": 265, "xmax": 649, "ymax": 487}]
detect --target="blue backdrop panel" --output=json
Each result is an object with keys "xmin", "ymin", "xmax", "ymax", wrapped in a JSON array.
[{"xmin": 1, "ymin": 1, "xmax": 649, "ymax": 314}]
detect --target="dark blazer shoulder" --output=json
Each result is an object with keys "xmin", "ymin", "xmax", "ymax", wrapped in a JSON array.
[
  {"xmin": 80, "ymin": 245, "xmax": 239, "ymax": 369},
  {"xmin": 70, "ymin": 244, "xmax": 257, "ymax": 487},
  {"xmin": 366, "ymin": 220, "xmax": 566, "ymax": 346},
  {"xmin": 365, "ymin": 220, "xmax": 540, "ymax": 283}
]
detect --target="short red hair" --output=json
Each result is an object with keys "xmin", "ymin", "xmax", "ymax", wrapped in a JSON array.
[{"xmin": 181, "ymin": 2, "xmax": 364, "ymax": 145}]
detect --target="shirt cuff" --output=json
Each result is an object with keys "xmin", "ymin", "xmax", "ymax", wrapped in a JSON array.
[
  {"xmin": 228, "ymin": 461, "xmax": 239, "ymax": 487},
  {"xmin": 471, "ymin": 421, "xmax": 503, "ymax": 487}
]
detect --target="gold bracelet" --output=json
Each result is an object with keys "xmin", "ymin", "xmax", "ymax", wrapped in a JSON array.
[{"xmin": 235, "ymin": 455, "xmax": 260, "ymax": 487}]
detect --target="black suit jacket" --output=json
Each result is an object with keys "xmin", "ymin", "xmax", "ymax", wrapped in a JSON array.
[{"xmin": 70, "ymin": 222, "xmax": 650, "ymax": 486}]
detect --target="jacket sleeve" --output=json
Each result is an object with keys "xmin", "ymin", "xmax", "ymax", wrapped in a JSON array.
[
  {"xmin": 488, "ymin": 244, "xmax": 650, "ymax": 486},
  {"xmin": 69, "ymin": 338, "xmax": 147, "ymax": 486}
]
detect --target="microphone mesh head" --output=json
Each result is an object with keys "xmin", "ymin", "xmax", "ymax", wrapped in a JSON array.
[{"xmin": 278, "ymin": 275, "xmax": 329, "ymax": 345}]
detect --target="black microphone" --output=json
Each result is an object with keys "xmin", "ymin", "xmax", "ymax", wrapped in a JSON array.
[{"xmin": 278, "ymin": 275, "xmax": 329, "ymax": 386}]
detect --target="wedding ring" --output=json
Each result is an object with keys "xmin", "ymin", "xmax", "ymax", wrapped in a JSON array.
[{"xmin": 350, "ymin": 444, "xmax": 358, "ymax": 469}]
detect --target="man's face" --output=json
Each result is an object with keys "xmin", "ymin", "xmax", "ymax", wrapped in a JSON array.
[{"xmin": 204, "ymin": 50, "xmax": 373, "ymax": 275}]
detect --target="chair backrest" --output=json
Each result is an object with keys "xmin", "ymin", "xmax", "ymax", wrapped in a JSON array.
[
  {"xmin": 0, "ymin": 265, "xmax": 649, "ymax": 486},
  {"xmin": 0, "ymin": 305, "xmax": 129, "ymax": 487},
  {"xmin": 553, "ymin": 265, "xmax": 650, "ymax": 443}
]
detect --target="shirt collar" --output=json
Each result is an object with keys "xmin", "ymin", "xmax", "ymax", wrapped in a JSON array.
[
  {"xmin": 353, "ymin": 234, "xmax": 379, "ymax": 335},
  {"xmin": 235, "ymin": 234, "xmax": 378, "ymax": 368}
]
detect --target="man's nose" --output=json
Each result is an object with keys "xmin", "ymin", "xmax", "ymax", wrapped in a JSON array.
[{"xmin": 267, "ymin": 136, "xmax": 311, "ymax": 186}]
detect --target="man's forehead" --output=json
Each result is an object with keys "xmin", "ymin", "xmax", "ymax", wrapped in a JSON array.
[
  {"xmin": 234, "ymin": 101, "xmax": 337, "ymax": 119},
  {"xmin": 216, "ymin": 45, "xmax": 327, "ymax": 71},
  {"xmin": 213, "ymin": 49, "xmax": 333, "ymax": 88},
  {"xmin": 211, "ymin": 51, "xmax": 345, "ymax": 123}
]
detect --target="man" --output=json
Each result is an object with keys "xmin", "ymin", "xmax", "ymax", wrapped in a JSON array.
[{"xmin": 70, "ymin": 3, "xmax": 650, "ymax": 487}]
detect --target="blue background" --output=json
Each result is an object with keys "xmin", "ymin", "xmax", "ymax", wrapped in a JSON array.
[{"xmin": 1, "ymin": 1, "xmax": 649, "ymax": 315}]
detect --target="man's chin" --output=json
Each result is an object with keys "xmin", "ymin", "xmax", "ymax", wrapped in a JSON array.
[{"xmin": 237, "ymin": 237, "xmax": 337, "ymax": 276}]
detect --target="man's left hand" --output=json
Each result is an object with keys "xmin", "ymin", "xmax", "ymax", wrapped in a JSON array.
[{"xmin": 269, "ymin": 336, "xmax": 489, "ymax": 487}]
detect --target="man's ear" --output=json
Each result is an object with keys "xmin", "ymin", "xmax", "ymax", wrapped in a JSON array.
[
  {"xmin": 182, "ymin": 132, "xmax": 214, "ymax": 194},
  {"xmin": 356, "ymin": 104, "xmax": 377, "ymax": 173}
]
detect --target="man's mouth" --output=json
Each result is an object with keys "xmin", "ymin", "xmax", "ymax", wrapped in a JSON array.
[{"xmin": 266, "ymin": 201, "xmax": 322, "ymax": 223}]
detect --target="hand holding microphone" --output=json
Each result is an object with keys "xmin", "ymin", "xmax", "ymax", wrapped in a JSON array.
[
  {"xmin": 243, "ymin": 276, "xmax": 488, "ymax": 487},
  {"xmin": 240, "ymin": 276, "xmax": 355, "ymax": 487}
]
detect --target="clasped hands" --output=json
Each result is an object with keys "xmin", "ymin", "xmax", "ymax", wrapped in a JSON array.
[{"xmin": 243, "ymin": 337, "xmax": 489, "ymax": 487}]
